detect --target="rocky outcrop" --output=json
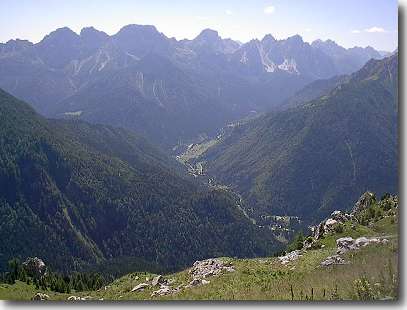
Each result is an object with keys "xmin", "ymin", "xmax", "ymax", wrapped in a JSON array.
[
  {"xmin": 351, "ymin": 191, "xmax": 376, "ymax": 215},
  {"xmin": 31, "ymin": 293, "xmax": 49, "ymax": 301},
  {"xmin": 312, "ymin": 210, "xmax": 352, "ymax": 241},
  {"xmin": 151, "ymin": 275, "xmax": 165, "ymax": 286},
  {"xmin": 151, "ymin": 285, "xmax": 181, "ymax": 297},
  {"xmin": 320, "ymin": 255, "xmax": 347, "ymax": 267},
  {"xmin": 331, "ymin": 210, "xmax": 352, "ymax": 222},
  {"xmin": 67, "ymin": 295, "xmax": 94, "ymax": 301},
  {"xmin": 336, "ymin": 237, "xmax": 356, "ymax": 253},
  {"xmin": 185, "ymin": 278, "xmax": 210, "ymax": 288},
  {"xmin": 321, "ymin": 235, "xmax": 389, "ymax": 268},
  {"xmin": 131, "ymin": 283, "xmax": 149, "ymax": 292},
  {"xmin": 313, "ymin": 222, "xmax": 325, "ymax": 240},
  {"xmin": 336, "ymin": 236, "xmax": 388, "ymax": 254},
  {"xmin": 149, "ymin": 275, "xmax": 181, "ymax": 296},
  {"xmin": 189, "ymin": 258, "xmax": 235, "ymax": 280},
  {"xmin": 278, "ymin": 250, "xmax": 302, "ymax": 265},
  {"xmin": 113, "ymin": 259, "xmax": 236, "ymax": 297},
  {"xmin": 23, "ymin": 257, "xmax": 47, "ymax": 278}
]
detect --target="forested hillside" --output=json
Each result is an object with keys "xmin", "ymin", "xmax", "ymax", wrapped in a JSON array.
[
  {"xmin": 193, "ymin": 54, "xmax": 398, "ymax": 223},
  {"xmin": 0, "ymin": 88, "xmax": 280, "ymax": 274}
]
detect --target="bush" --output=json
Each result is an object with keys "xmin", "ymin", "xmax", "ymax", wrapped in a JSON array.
[
  {"xmin": 286, "ymin": 232, "xmax": 304, "ymax": 252},
  {"xmin": 353, "ymin": 277, "xmax": 375, "ymax": 300},
  {"xmin": 309, "ymin": 240, "xmax": 322, "ymax": 250},
  {"xmin": 381, "ymin": 193, "xmax": 391, "ymax": 200},
  {"xmin": 330, "ymin": 285, "xmax": 341, "ymax": 300},
  {"xmin": 333, "ymin": 223, "xmax": 344, "ymax": 233}
]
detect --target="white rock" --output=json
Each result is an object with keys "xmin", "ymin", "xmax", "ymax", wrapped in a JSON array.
[
  {"xmin": 131, "ymin": 283, "xmax": 149, "ymax": 292},
  {"xmin": 320, "ymin": 255, "xmax": 348, "ymax": 267},
  {"xmin": 324, "ymin": 218, "xmax": 338, "ymax": 231},
  {"xmin": 278, "ymin": 250, "xmax": 302, "ymax": 265},
  {"xmin": 32, "ymin": 293, "xmax": 50, "ymax": 301},
  {"xmin": 152, "ymin": 275, "xmax": 164, "ymax": 286}
]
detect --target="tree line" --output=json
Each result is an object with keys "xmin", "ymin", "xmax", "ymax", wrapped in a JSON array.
[{"xmin": 0, "ymin": 258, "xmax": 106, "ymax": 293}]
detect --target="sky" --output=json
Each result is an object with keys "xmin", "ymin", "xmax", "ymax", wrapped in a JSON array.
[{"xmin": 0, "ymin": 0, "xmax": 398, "ymax": 51}]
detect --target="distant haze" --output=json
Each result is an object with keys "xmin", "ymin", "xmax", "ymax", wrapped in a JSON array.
[{"xmin": 0, "ymin": 0, "xmax": 398, "ymax": 51}]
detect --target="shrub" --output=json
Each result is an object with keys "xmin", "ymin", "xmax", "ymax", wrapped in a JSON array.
[
  {"xmin": 381, "ymin": 193, "xmax": 391, "ymax": 200},
  {"xmin": 333, "ymin": 223, "xmax": 344, "ymax": 233},
  {"xmin": 330, "ymin": 285, "xmax": 341, "ymax": 300},
  {"xmin": 353, "ymin": 277, "xmax": 375, "ymax": 300},
  {"xmin": 287, "ymin": 232, "xmax": 305, "ymax": 252},
  {"xmin": 309, "ymin": 240, "xmax": 322, "ymax": 250}
]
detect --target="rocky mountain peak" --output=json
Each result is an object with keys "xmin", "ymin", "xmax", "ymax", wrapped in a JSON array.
[
  {"xmin": 39, "ymin": 27, "xmax": 80, "ymax": 45},
  {"xmin": 261, "ymin": 34, "xmax": 276, "ymax": 44},
  {"xmin": 79, "ymin": 26, "xmax": 109, "ymax": 51},
  {"xmin": 195, "ymin": 28, "xmax": 220, "ymax": 42},
  {"xmin": 80, "ymin": 26, "xmax": 109, "ymax": 40},
  {"xmin": 286, "ymin": 34, "xmax": 304, "ymax": 45},
  {"xmin": 0, "ymin": 39, "xmax": 33, "ymax": 55},
  {"xmin": 116, "ymin": 24, "xmax": 161, "ymax": 38}
]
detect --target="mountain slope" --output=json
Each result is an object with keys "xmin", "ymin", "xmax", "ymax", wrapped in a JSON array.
[
  {"xmin": 311, "ymin": 39, "xmax": 383, "ymax": 75},
  {"xmin": 0, "ymin": 192, "xmax": 398, "ymax": 301},
  {"xmin": 0, "ymin": 25, "xmax": 385, "ymax": 148},
  {"xmin": 192, "ymin": 54, "xmax": 398, "ymax": 223},
  {"xmin": 0, "ymin": 88, "xmax": 280, "ymax": 274},
  {"xmin": 280, "ymin": 75, "xmax": 349, "ymax": 110}
]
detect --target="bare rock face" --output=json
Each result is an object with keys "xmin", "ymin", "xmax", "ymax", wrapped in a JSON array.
[
  {"xmin": 31, "ymin": 293, "xmax": 49, "ymax": 301},
  {"xmin": 23, "ymin": 257, "xmax": 46, "ymax": 278}
]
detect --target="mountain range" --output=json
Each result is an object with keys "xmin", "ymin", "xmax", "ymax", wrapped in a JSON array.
[{"xmin": 0, "ymin": 25, "xmax": 385, "ymax": 148}]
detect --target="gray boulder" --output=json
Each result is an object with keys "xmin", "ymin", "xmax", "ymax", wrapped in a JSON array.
[
  {"xmin": 131, "ymin": 283, "xmax": 149, "ymax": 292},
  {"xmin": 336, "ymin": 237, "xmax": 357, "ymax": 254},
  {"xmin": 31, "ymin": 293, "xmax": 49, "ymax": 301},
  {"xmin": 278, "ymin": 250, "xmax": 302, "ymax": 265},
  {"xmin": 152, "ymin": 275, "xmax": 164, "ymax": 286},
  {"xmin": 320, "ymin": 255, "xmax": 347, "ymax": 267},
  {"xmin": 313, "ymin": 222, "xmax": 325, "ymax": 239}
]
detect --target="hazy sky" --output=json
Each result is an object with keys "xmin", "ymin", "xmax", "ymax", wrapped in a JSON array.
[{"xmin": 0, "ymin": 0, "xmax": 398, "ymax": 51}]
